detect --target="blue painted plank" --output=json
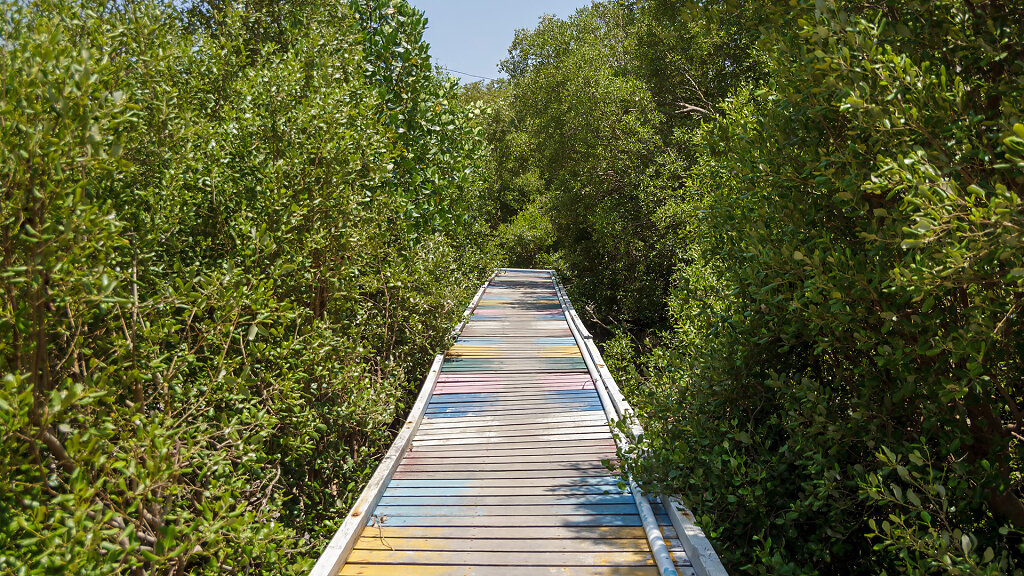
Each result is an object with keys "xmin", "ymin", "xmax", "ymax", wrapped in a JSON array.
[
  {"xmin": 378, "ymin": 495, "xmax": 635, "ymax": 506},
  {"xmin": 424, "ymin": 402, "xmax": 603, "ymax": 412},
  {"xmin": 426, "ymin": 390, "xmax": 597, "ymax": 402},
  {"xmin": 423, "ymin": 406, "xmax": 604, "ymax": 418},
  {"xmin": 365, "ymin": 515, "xmax": 645, "ymax": 527},
  {"xmin": 425, "ymin": 400, "xmax": 602, "ymax": 410},
  {"xmin": 374, "ymin": 504, "xmax": 641, "ymax": 517}
]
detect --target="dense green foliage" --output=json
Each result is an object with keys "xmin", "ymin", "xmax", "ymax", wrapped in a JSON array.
[
  {"xmin": 4, "ymin": 0, "xmax": 1023, "ymax": 572},
  {"xmin": 475, "ymin": 0, "xmax": 1024, "ymax": 573},
  {"xmin": 0, "ymin": 0, "xmax": 487, "ymax": 572}
]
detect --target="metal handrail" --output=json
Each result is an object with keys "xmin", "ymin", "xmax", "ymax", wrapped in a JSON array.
[{"xmin": 551, "ymin": 271, "xmax": 729, "ymax": 576}]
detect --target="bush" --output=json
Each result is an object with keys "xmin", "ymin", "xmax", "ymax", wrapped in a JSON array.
[
  {"xmin": 0, "ymin": 0, "xmax": 488, "ymax": 572},
  {"xmin": 615, "ymin": 1, "xmax": 1024, "ymax": 573},
  {"xmin": 487, "ymin": 0, "xmax": 1024, "ymax": 573}
]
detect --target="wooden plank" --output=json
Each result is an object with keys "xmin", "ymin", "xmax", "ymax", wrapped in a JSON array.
[
  {"xmin": 420, "ymin": 415, "xmax": 613, "ymax": 429},
  {"xmin": 447, "ymin": 346, "xmax": 578, "ymax": 351},
  {"xmin": 424, "ymin": 405, "xmax": 602, "ymax": 416},
  {"xmin": 403, "ymin": 450, "xmax": 616, "ymax": 462},
  {"xmin": 415, "ymin": 422, "xmax": 609, "ymax": 436},
  {"xmin": 405, "ymin": 441, "xmax": 617, "ymax": 457},
  {"xmin": 417, "ymin": 413, "xmax": 607, "ymax": 430},
  {"xmin": 434, "ymin": 375, "xmax": 592, "ymax": 381},
  {"xmin": 425, "ymin": 390, "xmax": 598, "ymax": 402},
  {"xmin": 396, "ymin": 461, "xmax": 614, "ymax": 473},
  {"xmin": 434, "ymin": 378, "xmax": 593, "ymax": 386},
  {"xmin": 432, "ymin": 384, "xmax": 594, "ymax": 392},
  {"xmin": 353, "ymin": 536, "xmax": 651, "ymax": 552},
  {"xmin": 384, "ymin": 476, "xmax": 622, "ymax": 488},
  {"xmin": 411, "ymin": 432, "xmax": 613, "ymax": 447},
  {"xmin": 433, "ymin": 388, "xmax": 593, "ymax": 396},
  {"xmin": 422, "ymin": 412, "xmax": 605, "ymax": 422},
  {"xmin": 435, "ymin": 375, "xmax": 590, "ymax": 381},
  {"xmin": 432, "ymin": 381, "xmax": 592, "ymax": 388},
  {"xmin": 426, "ymin": 394, "xmax": 599, "ymax": 405},
  {"xmin": 434, "ymin": 379, "xmax": 592, "ymax": 386},
  {"xmin": 387, "ymin": 467, "xmax": 618, "ymax": 479},
  {"xmin": 413, "ymin": 425, "xmax": 611, "ymax": 441},
  {"xmin": 433, "ymin": 384, "xmax": 593, "ymax": 391},
  {"xmin": 447, "ymin": 352, "xmax": 582, "ymax": 359},
  {"xmin": 401, "ymin": 453, "xmax": 615, "ymax": 465},
  {"xmin": 345, "ymin": 550, "xmax": 655, "ymax": 566},
  {"xmin": 435, "ymin": 373, "xmax": 592, "ymax": 381},
  {"xmin": 439, "ymin": 367, "xmax": 590, "ymax": 374},
  {"xmin": 419, "ymin": 416, "xmax": 608, "ymax": 429},
  {"xmin": 454, "ymin": 326, "xmax": 573, "ymax": 333},
  {"xmin": 424, "ymin": 404, "xmax": 603, "ymax": 413},
  {"xmin": 364, "ymin": 512, "xmax": 643, "ymax": 528},
  {"xmin": 429, "ymin": 387, "xmax": 597, "ymax": 396},
  {"xmin": 390, "ymin": 469, "xmax": 616, "ymax": 480},
  {"xmin": 449, "ymin": 343, "xmax": 579, "ymax": 349},
  {"xmin": 421, "ymin": 413, "xmax": 604, "ymax": 423},
  {"xmin": 424, "ymin": 406, "xmax": 604, "ymax": 417},
  {"xmin": 419, "ymin": 403, "xmax": 602, "ymax": 416},
  {"xmin": 442, "ymin": 357, "xmax": 584, "ymax": 366},
  {"xmin": 405, "ymin": 444, "xmax": 615, "ymax": 457},
  {"xmin": 408, "ymin": 437, "xmax": 616, "ymax": 452},
  {"xmin": 432, "ymin": 388, "xmax": 593, "ymax": 396},
  {"xmin": 355, "ymin": 525, "xmax": 647, "ymax": 540},
  {"xmin": 429, "ymin": 379, "xmax": 595, "ymax": 388},
  {"xmin": 426, "ymin": 397, "xmax": 600, "ymax": 408},
  {"xmin": 373, "ymin": 504, "xmax": 640, "ymax": 517},
  {"xmin": 458, "ymin": 330, "xmax": 574, "ymax": 338},
  {"xmin": 381, "ymin": 485, "xmax": 628, "ymax": 497},
  {"xmin": 377, "ymin": 494, "xmax": 635, "ymax": 506},
  {"xmin": 340, "ymin": 565, "xmax": 660, "ymax": 576}
]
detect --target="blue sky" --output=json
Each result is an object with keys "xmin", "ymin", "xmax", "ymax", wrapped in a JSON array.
[{"xmin": 409, "ymin": 1, "xmax": 591, "ymax": 82}]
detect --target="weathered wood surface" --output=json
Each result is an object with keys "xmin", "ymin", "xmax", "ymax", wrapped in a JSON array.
[
  {"xmin": 339, "ymin": 566, "xmax": 663, "ymax": 576},
  {"xmin": 331, "ymin": 269, "xmax": 685, "ymax": 575}
]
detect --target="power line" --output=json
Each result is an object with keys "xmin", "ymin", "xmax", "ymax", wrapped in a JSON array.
[{"xmin": 441, "ymin": 67, "xmax": 499, "ymax": 82}]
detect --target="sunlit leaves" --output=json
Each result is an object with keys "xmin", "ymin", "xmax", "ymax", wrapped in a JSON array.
[{"xmin": 1, "ymin": 0, "xmax": 487, "ymax": 573}]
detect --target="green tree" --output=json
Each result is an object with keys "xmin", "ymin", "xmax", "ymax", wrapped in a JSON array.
[
  {"xmin": 610, "ymin": 1, "xmax": 1024, "ymax": 574},
  {"xmin": 0, "ymin": 0, "xmax": 488, "ymax": 572},
  {"xmin": 483, "ymin": 0, "xmax": 1024, "ymax": 573}
]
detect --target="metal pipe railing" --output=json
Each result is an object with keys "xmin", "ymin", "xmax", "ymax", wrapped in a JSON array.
[
  {"xmin": 551, "ymin": 271, "xmax": 728, "ymax": 576},
  {"xmin": 550, "ymin": 273, "xmax": 679, "ymax": 576}
]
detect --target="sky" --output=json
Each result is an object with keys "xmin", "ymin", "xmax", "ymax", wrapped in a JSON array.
[{"xmin": 408, "ymin": 1, "xmax": 591, "ymax": 82}]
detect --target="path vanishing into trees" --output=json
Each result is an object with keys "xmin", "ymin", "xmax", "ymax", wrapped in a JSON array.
[{"xmin": 309, "ymin": 269, "xmax": 728, "ymax": 576}]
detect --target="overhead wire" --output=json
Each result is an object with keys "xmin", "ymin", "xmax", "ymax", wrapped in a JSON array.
[{"xmin": 439, "ymin": 66, "xmax": 499, "ymax": 82}]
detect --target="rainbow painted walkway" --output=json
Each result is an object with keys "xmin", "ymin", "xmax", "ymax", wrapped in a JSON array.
[{"xmin": 314, "ymin": 269, "xmax": 715, "ymax": 576}]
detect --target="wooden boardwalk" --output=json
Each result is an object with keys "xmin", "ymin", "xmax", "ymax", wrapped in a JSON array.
[{"xmin": 311, "ymin": 269, "xmax": 725, "ymax": 576}]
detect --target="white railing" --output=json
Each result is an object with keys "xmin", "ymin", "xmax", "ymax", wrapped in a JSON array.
[{"xmin": 551, "ymin": 271, "xmax": 729, "ymax": 576}]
